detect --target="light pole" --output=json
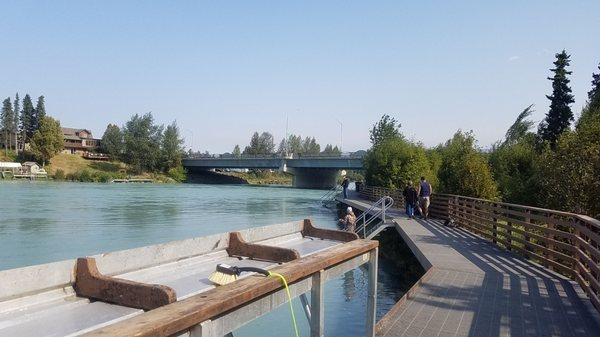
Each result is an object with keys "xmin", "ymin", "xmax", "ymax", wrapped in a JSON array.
[{"xmin": 335, "ymin": 118, "xmax": 343, "ymax": 153}]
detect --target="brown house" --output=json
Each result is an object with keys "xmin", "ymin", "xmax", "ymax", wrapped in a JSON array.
[{"xmin": 62, "ymin": 128, "xmax": 101, "ymax": 154}]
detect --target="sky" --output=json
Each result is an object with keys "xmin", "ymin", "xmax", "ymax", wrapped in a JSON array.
[{"xmin": 1, "ymin": 1, "xmax": 599, "ymax": 153}]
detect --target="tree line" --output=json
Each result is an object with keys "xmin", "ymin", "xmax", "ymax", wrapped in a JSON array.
[
  {"xmin": 231, "ymin": 132, "xmax": 341, "ymax": 157},
  {"xmin": 100, "ymin": 112, "xmax": 185, "ymax": 179},
  {"xmin": 1, "ymin": 93, "xmax": 65, "ymax": 165},
  {"xmin": 1, "ymin": 93, "xmax": 47, "ymax": 154},
  {"xmin": 365, "ymin": 50, "xmax": 600, "ymax": 218}
]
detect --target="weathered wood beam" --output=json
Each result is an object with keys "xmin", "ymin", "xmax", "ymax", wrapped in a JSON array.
[
  {"xmin": 226, "ymin": 232, "xmax": 300, "ymax": 262},
  {"xmin": 302, "ymin": 218, "xmax": 358, "ymax": 242},
  {"xmin": 74, "ymin": 257, "xmax": 177, "ymax": 311},
  {"xmin": 81, "ymin": 239, "xmax": 378, "ymax": 337}
]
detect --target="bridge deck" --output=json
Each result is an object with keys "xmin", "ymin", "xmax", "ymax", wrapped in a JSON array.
[{"xmin": 339, "ymin": 195, "xmax": 600, "ymax": 337}]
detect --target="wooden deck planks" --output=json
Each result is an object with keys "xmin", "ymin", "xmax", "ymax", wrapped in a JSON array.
[{"xmin": 340, "ymin": 194, "xmax": 600, "ymax": 337}]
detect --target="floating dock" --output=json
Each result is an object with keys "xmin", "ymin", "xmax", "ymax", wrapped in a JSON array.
[{"xmin": 0, "ymin": 219, "xmax": 378, "ymax": 337}]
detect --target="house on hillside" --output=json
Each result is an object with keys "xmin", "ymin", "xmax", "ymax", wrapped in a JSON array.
[{"xmin": 62, "ymin": 128, "xmax": 101, "ymax": 155}]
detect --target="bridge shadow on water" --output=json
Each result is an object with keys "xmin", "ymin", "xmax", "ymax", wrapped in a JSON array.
[{"xmin": 385, "ymin": 218, "xmax": 600, "ymax": 337}]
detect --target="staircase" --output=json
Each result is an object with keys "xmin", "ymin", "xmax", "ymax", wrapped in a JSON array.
[
  {"xmin": 320, "ymin": 185, "xmax": 341, "ymax": 208},
  {"xmin": 354, "ymin": 196, "xmax": 395, "ymax": 239}
]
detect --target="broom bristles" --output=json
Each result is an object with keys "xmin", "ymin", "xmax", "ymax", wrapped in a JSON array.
[{"xmin": 209, "ymin": 264, "xmax": 240, "ymax": 286}]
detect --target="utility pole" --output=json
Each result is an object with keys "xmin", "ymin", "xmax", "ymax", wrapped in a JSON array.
[{"xmin": 336, "ymin": 119, "xmax": 343, "ymax": 153}]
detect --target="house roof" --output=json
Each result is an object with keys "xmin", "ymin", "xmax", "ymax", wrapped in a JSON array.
[
  {"xmin": 64, "ymin": 135, "xmax": 82, "ymax": 141},
  {"xmin": 62, "ymin": 127, "xmax": 92, "ymax": 136},
  {"xmin": 22, "ymin": 162, "xmax": 39, "ymax": 166},
  {"xmin": 0, "ymin": 162, "xmax": 21, "ymax": 168}
]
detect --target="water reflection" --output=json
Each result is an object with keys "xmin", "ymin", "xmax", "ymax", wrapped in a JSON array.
[{"xmin": 343, "ymin": 270, "xmax": 356, "ymax": 301}]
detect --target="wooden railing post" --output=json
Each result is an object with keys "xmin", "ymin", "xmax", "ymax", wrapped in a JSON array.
[
  {"xmin": 506, "ymin": 206, "xmax": 512, "ymax": 251},
  {"xmin": 492, "ymin": 202, "xmax": 498, "ymax": 245}
]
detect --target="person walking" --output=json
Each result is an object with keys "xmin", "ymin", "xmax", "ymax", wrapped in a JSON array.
[
  {"xmin": 402, "ymin": 181, "xmax": 418, "ymax": 218},
  {"xmin": 417, "ymin": 176, "xmax": 433, "ymax": 219},
  {"xmin": 341, "ymin": 176, "xmax": 350, "ymax": 199},
  {"xmin": 339, "ymin": 207, "xmax": 357, "ymax": 232}
]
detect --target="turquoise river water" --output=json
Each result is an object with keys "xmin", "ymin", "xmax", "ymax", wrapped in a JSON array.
[{"xmin": 0, "ymin": 181, "xmax": 404, "ymax": 337}]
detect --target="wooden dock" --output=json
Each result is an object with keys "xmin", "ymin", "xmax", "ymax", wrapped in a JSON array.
[{"xmin": 339, "ymin": 195, "xmax": 600, "ymax": 337}]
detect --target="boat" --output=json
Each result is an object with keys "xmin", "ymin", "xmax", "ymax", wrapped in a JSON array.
[{"xmin": 0, "ymin": 219, "xmax": 379, "ymax": 337}]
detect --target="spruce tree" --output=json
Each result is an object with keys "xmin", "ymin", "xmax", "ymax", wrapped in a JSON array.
[
  {"xmin": 538, "ymin": 50, "xmax": 575, "ymax": 147},
  {"xmin": 1, "ymin": 98, "xmax": 14, "ymax": 155},
  {"xmin": 20, "ymin": 94, "xmax": 35, "ymax": 143},
  {"xmin": 588, "ymin": 63, "xmax": 600, "ymax": 111},
  {"xmin": 34, "ymin": 95, "xmax": 46, "ymax": 131},
  {"xmin": 13, "ymin": 93, "xmax": 20, "ymax": 152}
]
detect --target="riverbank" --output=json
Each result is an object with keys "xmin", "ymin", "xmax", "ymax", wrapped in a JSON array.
[{"xmin": 46, "ymin": 153, "xmax": 179, "ymax": 183}]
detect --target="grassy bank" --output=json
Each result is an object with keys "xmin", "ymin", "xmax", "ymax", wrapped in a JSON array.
[
  {"xmin": 223, "ymin": 170, "xmax": 293, "ymax": 185},
  {"xmin": 46, "ymin": 153, "xmax": 177, "ymax": 183}
]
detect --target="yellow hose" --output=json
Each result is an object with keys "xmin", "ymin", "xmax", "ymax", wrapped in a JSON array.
[{"xmin": 269, "ymin": 271, "xmax": 300, "ymax": 337}]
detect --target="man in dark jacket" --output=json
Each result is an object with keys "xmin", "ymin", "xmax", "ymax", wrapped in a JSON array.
[
  {"xmin": 341, "ymin": 176, "xmax": 350, "ymax": 199},
  {"xmin": 403, "ymin": 181, "xmax": 418, "ymax": 218}
]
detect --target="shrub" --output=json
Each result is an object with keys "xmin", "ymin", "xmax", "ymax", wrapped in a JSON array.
[
  {"xmin": 364, "ymin": 138, "xmax": 433, "ymax": 190},
  {"xmin": 437, "ymin": 131, "xmax": 498, "ymax": 199},
  {"xmin": 167, "ymin": 166, "xmax": 187, "ymax": 182},
  {"xmin": 53, "ymin": 169, "xmax": 65, "ymax": 181}
]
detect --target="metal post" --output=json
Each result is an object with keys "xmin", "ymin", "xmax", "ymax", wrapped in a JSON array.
[
  {"xmin": 299, "ymin": 293, "xmax": 311, "ymax": 321},
  {"xmin": 366, "ymin": 248, "xmax": 378, "ymax": 337},
  {"xmin": 311, "ymin": 270, "xmax": 325, "ymax": 337}
]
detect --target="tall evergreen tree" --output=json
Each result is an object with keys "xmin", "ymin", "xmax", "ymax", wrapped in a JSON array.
[
  {"xmin": 587, "ymin": 63, "xmax": 600, "ymax": 111},
  {"xmin": 232, "ymin": 145, "xmax": 241, "ymax": 157},
  {"xmin": 13, "ymin": 93, "xmax": 20, "ymax": 152},
  {"xmin": 538, "ymin": 50, "xmax": 575, "ymax": 147},
  {"xmin": 1, "ymin": 98, "xmax": 14, "ymax": 155},
  {"xmin": 20, "ymin": 94, "xmax": 35, "ymax": 143},
  {"xmin": 161, "ymin": 121, "xmax": 184, "ymax": 171},
  {"xmin": 34, "ymin": 95, "xmax": 46, "ymax": 131}
]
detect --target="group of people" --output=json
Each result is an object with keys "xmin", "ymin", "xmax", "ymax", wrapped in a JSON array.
[
  {"xmin": 337, "ymin": 175, "xmax": 433, "ymax": 234},
  {"xmin": 402, "ymin": 176, "xmax": 432, "ymax": 219}
]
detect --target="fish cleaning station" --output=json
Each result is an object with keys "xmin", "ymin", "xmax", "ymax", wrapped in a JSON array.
[{"xmin": 0, "ymin": 219, "xmax": 379, "ymax": 337}]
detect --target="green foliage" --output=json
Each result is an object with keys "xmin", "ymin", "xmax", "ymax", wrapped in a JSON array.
[
  {"xmin": 34, "ymin": 96, "xmax": 46, "ymax": 131},
  {"xmin": 100, "ymin": 124, "xmax": 123, "ymax": 158},
  {"xmin": 53, "ymin": 168, "xmax": 65, "ymax": 180},
  {"xmin": 505, "ymin": 105, "xmax": 535, "ymax": 145},
  {"xmin": 588, "ymin": 63, "xmax": 600, "ymax": 112},
  {"xmin": 370, "ymin": 114, "xmax": 401, "ymax": 146},
  {"xmin": 322, "ymin": 144, "xmax": 342, "ymax": 156},
  {"xmin": 437, "ymin": 131, "xmax": 498, "ymax": 199},
  {"xmin": 489, "ymin": 134, "xmax": 539, "ymax": 205},
  {"xmin": 29, "ymin": 116, "xmax": 64, "ymax": 165},
  {"xmin": 161, "ymin": 121, "xmax": 184, "ymax": 171},
  {"xmin": 12, "ymin": 93, "xmax": 19, "ymax": 151},
  {"xmin": 1, "ymin": 98, "xmax": 14, "ymax": 152},
  {"xmin": 364, "ymin": 137, "xmax": 432, "ymax": 190},
  {"xmin": 20, "ymin": 94, "xmax": 35, "ymax": 142},
  {"xmin": 537, "ymin": 108, "xmax": 600, "ymax": 218},
  {"xmin": 301, "ymin": 136, "xmax": 320, "ymax": 155},
  {"xmin": 167, "ymin": 166, "xmax": 187, "ymax": 182},
  {"xmin": 243, "ymin": 131, "xmax": 275, "ymax": 155},
  {"xmin": 232, "ymin": 144, "xmax": 241, "ymax": 158},
  {"xmin": 538, "ymin": 50, "xmax": 575, "ymax": 147},
  {"xmin": 122, "ymin": 112, "xmax": 163, "ymax": 173}
]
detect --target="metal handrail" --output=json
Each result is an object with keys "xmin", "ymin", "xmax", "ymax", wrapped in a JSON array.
[
  {"xmin": 320, "ymin": 185, "xmax": 341, "ymax": 203},
  {"xmin": 354, "ymin": 196, "xmax": 394, "ymax": 238}
]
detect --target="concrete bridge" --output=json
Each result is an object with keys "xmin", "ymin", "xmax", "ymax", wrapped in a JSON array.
[{"xmin": 183, "ymin": 156, "xmax": 363, "ymax": 188}]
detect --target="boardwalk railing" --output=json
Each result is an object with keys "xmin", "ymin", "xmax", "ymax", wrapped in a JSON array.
[
  {"xmin": 430, "ymin": 193, "xmax": 600, "ymax": 311},
  {"xmin": 359, "ymin": 185, "xmax": 404, "ymax": 205}
]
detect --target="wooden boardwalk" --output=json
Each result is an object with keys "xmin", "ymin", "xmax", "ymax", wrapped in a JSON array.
[{"xmin": 340, "ymin": 196, "xmax": 600, "ymax": 337}]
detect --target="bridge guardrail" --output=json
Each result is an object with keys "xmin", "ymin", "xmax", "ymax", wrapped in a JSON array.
[{"xmin": 430, "ymin": 193, "xmax": 600, "ymax": 311}]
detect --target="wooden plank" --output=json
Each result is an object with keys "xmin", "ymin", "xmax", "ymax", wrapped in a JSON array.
[
  {"xmin": 301, "ymin": 218, "xmax": 358, "ymax": 242},
  {"xmin": 227, "ymin": 232, "xmax": 300, "ymax": 262},
  {"xmin": 74, "ymin": 258, "xmax": 177, "ymax": 311},
  {"xmin": 82, "ymin": 239, "xmax": 378, "ymax": 337}
]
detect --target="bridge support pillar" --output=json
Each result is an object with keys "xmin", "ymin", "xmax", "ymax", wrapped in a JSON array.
[{"xmin": 289, "ymin": 168, "xmax": 340, "ymax": 189}]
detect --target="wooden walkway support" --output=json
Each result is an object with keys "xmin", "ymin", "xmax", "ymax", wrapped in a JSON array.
[{"xmin": 340, "ymin": 193, "xmax": 600, "ymax": 337}]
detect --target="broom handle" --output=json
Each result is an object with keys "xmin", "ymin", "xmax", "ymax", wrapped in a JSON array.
[{"xmin": 237, "ymin": 266, "xmax": 270, "ymax": 277}]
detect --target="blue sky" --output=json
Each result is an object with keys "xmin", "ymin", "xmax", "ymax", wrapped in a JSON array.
[{"xmin": 1, "ymin": 1, "xmax": 599, "ymax": 152}]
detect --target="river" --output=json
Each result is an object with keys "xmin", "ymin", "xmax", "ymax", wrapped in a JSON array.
[{"xmin": 0, "ymin": 181, "xmax": 404, "ymax": 337}]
